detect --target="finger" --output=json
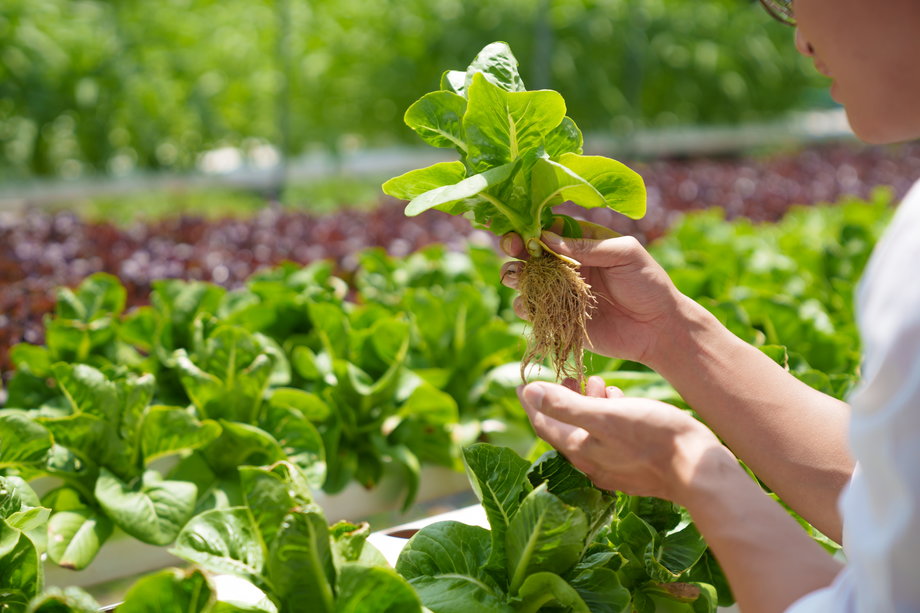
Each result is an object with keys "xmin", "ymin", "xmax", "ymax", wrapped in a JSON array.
[
  {"xmin": 606, "ymin": 386, "xmax": 625, "ymax": 399},
  {"xmin": 562, "ymin": 377, "xmax": 579, "ymax": 393},
  {"xmin": 575, "ymin": 220, "xmax": 622, "ymax": 241},
  {"xmin": 524, "ymin": 401, "xmax": 591, "ymax": 455},
  {"xmin": 512, "ymin": 296, "xmax": 530, "ymax": 320},
  {"xmin": 585, "ymin": 375, "xmax": 607, "ymax": 398},
  {"xmin": 550, "ymin": 217, "xmax": 621, "ymax": 241},
  {"xmin": 500, "ymin": 233, "xmax": 528, "ymax": 259},
  {"xmin": 541, "ymin": 232, "xmax": 646, "ymax": 269},
  {"xmin": 500, "ymin": 261, "xmax": 522, "ymax": 289},
  {"xmin": 519, "ymin": 381, "xmax": 609, "ymax": 429}
]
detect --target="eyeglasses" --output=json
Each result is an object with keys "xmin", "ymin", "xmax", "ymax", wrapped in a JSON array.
[{"xmin": 758, "ymin": 0, "xmax": 796, "ymax": 26}]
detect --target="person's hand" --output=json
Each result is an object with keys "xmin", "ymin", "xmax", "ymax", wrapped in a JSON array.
[
  {"xmin": 499, "ymin": 220, "xmax": 686, "ymax": 365},
  {"xmin": 519, "ymin": 376, "xmax": 726, "ymax": 503}
]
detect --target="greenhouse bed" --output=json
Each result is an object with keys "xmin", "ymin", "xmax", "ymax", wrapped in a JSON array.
[{"xmin": 43, "ymin": 465, "xmax": 473, "ymax": 591}]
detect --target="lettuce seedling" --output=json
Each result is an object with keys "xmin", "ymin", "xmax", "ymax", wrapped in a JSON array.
[{"xmin": 382, "ymin": 42, "xmax": 646, "ymax": 383}]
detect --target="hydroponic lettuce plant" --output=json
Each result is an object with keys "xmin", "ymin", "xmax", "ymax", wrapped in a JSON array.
[
  {"xmin": 396, "ymin": 444, "xmax": 731, "ymax": 613},
  {"xmin": 382, "ymin": 42, "xmax": 647, "ymax": 383},
  {"xmin": 0, "ymin": 363, "xmax": 218, "ymax": 570},
  {"xmin": 168, "ymin": 461, "xmax": 423, "ymax": 613}
]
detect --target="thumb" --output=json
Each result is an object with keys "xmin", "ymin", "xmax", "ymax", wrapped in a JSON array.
[{"xmin": 542, "ymin": 231, "xmax": 646, "ymax": 269}]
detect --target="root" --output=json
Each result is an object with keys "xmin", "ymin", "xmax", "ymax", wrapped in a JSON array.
[{"xmin": 518, "ymin": 253, "xmax": 596, "ymax": 386}]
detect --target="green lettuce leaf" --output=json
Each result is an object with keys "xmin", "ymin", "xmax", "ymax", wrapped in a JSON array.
[
  {"xmin": 141, "ymin": 405, "xmax": 222, "ymax": 463},
  {"xmin": 505, "ymin": 483, "xmax": 587, "ymax": 594},
  {"xmin": 46, "ymin": 507, "xmax": 113, "ymax": 570},
  {"xmin": 266, "ymin": 508, "xmax": 335, "ymax": 613},
  {"xmin": 396, "ymin": 521, "xmax": 509, "ymax": 613},
  {"xmin": 95, "ymin": 469, "xmax": 197, "ymax": 546},
  {"xmin": 0, "ymin": 520, "xmax": 42, "ymax": 600},
  {"xmin": 239, "ymin": 462, "xmax": 313, "ymax": 549},
  {"xmin": 462, "ymin": 444, "xmax": 532, "ymax": 577},
  {"xmin": 174, "ymin": 325, "xmax": 275, "ymax": 423},
  {"xmin": 171, "ymin": 507, "xmax": 268, "ymax": 590},
  {"xmin": 567, "ymin": 568, "xmax": 631, "ymax": 613},
  {"xmin": 329, "ymin": 521, "xmax": 388, "ymax": 569},
  {"xmin": 334, "ymin": 563, "xmax": 423, "ymax": 613},
  {"xmin": 462, "ymin": 41, "xmax": 527, "ymax": 94},
  {"xmin": 117, "ymin": 567, "xmax": 215, "ymax": 613},
  {"xmin": 26, "ymin": 586, "xmax": 100, "ymax": 613},
  {"xmin": 464, "ymin": 73, "xmax": 565, "ymax": 173},
  {"xmin": 515, "ymin": 571, "xmax": 589, "ymax": 613},
  {"xmin": 402, "ymin": 163, "xmax": 515, "ymax": 218},
  {"xmin": 0, "ymin": 412, "xmax": 52, "ymax": 468},
  {"xmin": 404, "ymin": 92, "xmax": 468, "ymax": 152}
]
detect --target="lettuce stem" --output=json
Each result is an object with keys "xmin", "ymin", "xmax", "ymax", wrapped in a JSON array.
[
  {"xmin": 479, "ymin": 193, "xmax": 542, "ymax": 254},
  {"xmin": 537, "ymin": 238, "xmax": 579, "ymax": 266}
]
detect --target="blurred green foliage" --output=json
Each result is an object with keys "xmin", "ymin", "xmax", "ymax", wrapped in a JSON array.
[
  {"xmin": 0, "ymin": 0, "xmax": 828, "ymax": 180},
  {"xmin": 42, "ymin": 174, "xmax": 390, "ymax": 226},
  {"xmin": 52, "ymin": 188, "xmax": 270, "ymax": 226}
]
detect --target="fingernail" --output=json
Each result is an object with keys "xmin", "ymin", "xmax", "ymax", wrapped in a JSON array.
[
  {"xmin": 607, "ymin": 386, "xmax": 625, "ymax": 399},
  {"xmin": 501, "ymin": 234, "xmax": 513, "ymax": 253},
  {"xmin": 520, "ymin": 383, "xmax": 546, "ymax": 411},
  {"xmin": 542, "ymin": 231, "xmax": 562, "ymax": 246}
]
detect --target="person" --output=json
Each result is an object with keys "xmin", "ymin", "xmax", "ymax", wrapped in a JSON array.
[{"xmin": 498, "ymin": 1, "xmax": 920, "ymax": 611}]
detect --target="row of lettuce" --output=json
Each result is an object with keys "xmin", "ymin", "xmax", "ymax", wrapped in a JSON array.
[
  {"xmin": 4, "ymin": 444, "xmax": 733, "ymax": 613},
  {"xmin": 1, "ymin": 189, "xmax": 893, "ymax": 611},
  {"xmin": 2, "ymin": 243, "xmax": 530, "ymax": 567}
]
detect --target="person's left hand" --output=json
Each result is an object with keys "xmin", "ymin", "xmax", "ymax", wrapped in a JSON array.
[{"xmin": 519, "ymin": 376, "xmax": 726, "ymax": 504}]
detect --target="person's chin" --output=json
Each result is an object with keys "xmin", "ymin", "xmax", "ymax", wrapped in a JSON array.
[
  {"xmin": 847, "ymin": 113, "xmax": 916, "ymax": 145},
  {"xmin": 837, "ymin": 85, "xmax": 920, "ymax": 144}
]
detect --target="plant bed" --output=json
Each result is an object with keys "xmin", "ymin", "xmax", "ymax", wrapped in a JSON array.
[
  {"xmin": 0, "ymin": 244, "xmax": 534, "ymax": 602},
  {"xmin": 41, "ymin": 463, "xmax": 474, "ymax": 591},
  {"xmin": 23, "ymin": 460, "xmax": 434, "ymax": 612}
]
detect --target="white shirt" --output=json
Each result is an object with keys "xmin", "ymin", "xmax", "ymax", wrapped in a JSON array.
[{"xmin": 787, "ymin": 178, "xmax": 920, "ymax": 612}]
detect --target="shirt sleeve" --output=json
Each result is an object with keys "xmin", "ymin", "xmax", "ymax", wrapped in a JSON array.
[{"xmin": 785, "ymin": 566, "xmax": 855, "ymax": 613}]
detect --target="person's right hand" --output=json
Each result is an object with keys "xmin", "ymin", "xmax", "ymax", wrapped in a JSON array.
[{"xmin": 500, "ymin": 223, "xmax": 687, "ymax": 366}]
